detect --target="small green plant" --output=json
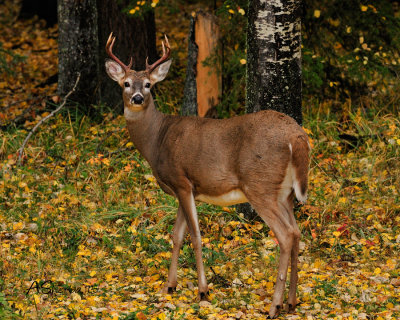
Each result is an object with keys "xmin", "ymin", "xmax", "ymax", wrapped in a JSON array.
[{"xmin": 0, "ymin": 42, "xmax": 25, "ymax": 75}]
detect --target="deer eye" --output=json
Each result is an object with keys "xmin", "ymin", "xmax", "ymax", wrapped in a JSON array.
[
  {"xmin": 145, "ymin": 82, "xmax": 151, "ymax": 88},
  {"xmin": 124, "ymin": 81, "xmax": 130, "ymax": 87}
]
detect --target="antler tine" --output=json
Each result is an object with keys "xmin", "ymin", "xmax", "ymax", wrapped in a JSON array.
[
  {"xmin": 146, "ymin": 35, "xmax": 171, "ymax": 73},
  {"xmin": 105, "ymin": 32, "xmax": 133, "ymax": 72}
]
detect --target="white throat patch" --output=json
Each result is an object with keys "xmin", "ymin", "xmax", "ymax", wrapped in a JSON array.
[{"xmin": 124, "ymin": 106, "xmax": 143, "ymax": 120}]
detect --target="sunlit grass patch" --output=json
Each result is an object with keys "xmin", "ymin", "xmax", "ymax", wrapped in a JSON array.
[{"xmin": 1, "ymin": 102, "xmax": 400, "ymax": 318}]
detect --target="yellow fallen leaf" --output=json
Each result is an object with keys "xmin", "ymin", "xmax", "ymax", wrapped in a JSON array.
[
  {"xmin": 33, "ymin": 294, "xmax": 40, "ymax": 304},
  {"xmin": 13, "ymin": 222, "xmax": 24, "ymax": 231},
  {"xmin": 338, "ymin": 197, "xmax": 347, "ymax": 204},
  {"xmin": 18, "ymin": 181, "xmax": 27, "ymax": 188},
  {"xmin": 158, "ymin": 313, "xmax": 166, "ymax": 320},
  {"xmin": 374, "ymin": 267, "xmax": 381, "ymax": 275},
  {"xmin": 105, "ymin": 273, "xmax": 114, "ymax": 282},
  {"xmin": 114, "ymin": 246, "xmax": 123, "ymax": 253}
]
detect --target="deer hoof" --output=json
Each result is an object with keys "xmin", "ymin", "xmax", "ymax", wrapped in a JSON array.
[
  {"xmin": 199, "ymin": 291, "xmax": 210, "ymax": 301},
  {"xmin": 288, "ymin": 302, "xmax": 299, "ymax": 313},
  {"xmin": 168, "ymin": 286, "xmax": 176, "ymax": 294},
  {"xmin": 268, "ymin": 304, "xmax": 282, "ymax": 318},
  {"xmin": 161, "ymin": 286, "xmax": 176, "ymax": 294}
]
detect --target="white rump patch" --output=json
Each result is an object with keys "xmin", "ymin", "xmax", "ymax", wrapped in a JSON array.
[
  {"xmin": 294, "ymin": 179, "xmax": 307, "ymax": 203},
  {"xmin": 196, "ymin": 189, "xmax": 248, "ymax": 206},
  {"xmin": 279, "ymin": 161, "xmax": 307, "ymax": 204},
  {"xmin": 278, "ymin": 162, "xmax": 294, "ymax": 205}
]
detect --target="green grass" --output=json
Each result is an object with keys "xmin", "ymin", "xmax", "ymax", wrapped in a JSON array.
[{"xmin": 0, "ymin": 100, "xmax": 400, "ymax": 319}]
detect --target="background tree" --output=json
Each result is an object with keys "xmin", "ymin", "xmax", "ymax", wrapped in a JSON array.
[
  {"xmin": 238, "ymin": 0, "xmax": 302, "ymax": 218},
  {"xmin": 57, "ymin": 0, "xmax": 157, "ymax": 112},
  {"xmin": 58, "ymin": 0, "xmax": 99, "ymax": 108},
  {"xmin": 246, "ymin": 0, "xmax": 302, "ymax": 123}
]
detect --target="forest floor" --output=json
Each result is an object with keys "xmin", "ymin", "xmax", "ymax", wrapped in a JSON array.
[{"xmin": 1, "ymin": 2, "xmax": 400, "ymax": 320}]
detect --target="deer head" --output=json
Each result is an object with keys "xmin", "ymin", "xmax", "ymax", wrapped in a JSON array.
[{"xmin": 105, "ymin": 32, "xmax": 172, "ymax": 112}]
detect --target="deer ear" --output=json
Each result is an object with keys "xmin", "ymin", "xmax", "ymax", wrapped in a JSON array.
[
  {"xmin": 105, "ymin": 60, "xmax": 125, "ymax": 82},
  {"xmin": 150, "ymin": 59, "xmax": 172, "ymax": 84}
]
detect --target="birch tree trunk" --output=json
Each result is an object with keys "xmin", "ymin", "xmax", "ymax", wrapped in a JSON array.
[
  {"xmin": 239, "ymin": 0, "xmax": 302, "ymax": 219},
  {"xmin": 247, "ymin": 0, "xmax": 302, "ymax": 124}
]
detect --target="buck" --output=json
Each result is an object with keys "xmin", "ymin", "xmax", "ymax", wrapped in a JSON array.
[{"xmin": 105, "ymin": 33, "xmax": 310, "ymax": 318}]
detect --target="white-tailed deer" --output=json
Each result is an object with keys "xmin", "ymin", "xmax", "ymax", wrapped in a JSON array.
[{"xmin": 105, "ymin": 33, "xmax": 310, "ymax": 318}]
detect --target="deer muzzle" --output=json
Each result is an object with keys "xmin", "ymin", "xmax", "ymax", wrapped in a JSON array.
[{"xmin": 131, "ymin": 94, "xmax": 144, "ymax": 105}]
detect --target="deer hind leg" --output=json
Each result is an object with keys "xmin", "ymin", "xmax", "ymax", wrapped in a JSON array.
[
  {"xmin": 246, "ymin": 195, "xmax": 295, "ymax": 318},
  {"xmin": 279, "ymin": 192, "xmax": 301, "ymax": 312},
  {"xmin": 164, "ymin": 206, "xmax": 187, "ymax": 293},
  {"xmin": 177, "ymin": 189, "xmax": 208, "ymax": 300}
]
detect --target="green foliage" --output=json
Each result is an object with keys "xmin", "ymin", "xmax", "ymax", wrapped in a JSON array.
[
  {"xmin": 0, "ymin": 288, "xmax": 20, "ymax": 320},
  {"xmin": 214, "ymin": 0, "xmax": 248, "ymax": 116},
  {"xmin": 0, "ymin": 42, "xmax": 25, "ymax": 75},
  {"xmin": 303, "ymin": 0, "xmax": 400, "ymax": 100}
]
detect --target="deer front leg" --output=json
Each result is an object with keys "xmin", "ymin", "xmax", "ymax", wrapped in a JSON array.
[
  {"xmin": 177, "ymin": 189, "xmax": 208, "ymax": 300},
  {"xmin": 164, "ymin": 206, "xmax": 187, "ymax": 293}
]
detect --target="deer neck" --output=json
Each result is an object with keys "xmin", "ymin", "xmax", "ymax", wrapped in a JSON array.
[{"xmin": 124, "ymin": 95, "xmax": 165, "ymax": 167}]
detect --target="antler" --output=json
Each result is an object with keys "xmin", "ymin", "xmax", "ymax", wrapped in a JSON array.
[
  {"xmin": 106, "ymin": 32, "xmax": 133, "ymax": 72},
  {"xmin": 146, "ymin": 35, "xmax": 171, "ymax": 73}
]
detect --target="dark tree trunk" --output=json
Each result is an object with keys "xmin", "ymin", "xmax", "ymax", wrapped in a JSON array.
[
  {"xmin": 182, "ymin": 16, "xmax": 198, "ymax": 116},
  {"xmin": 57, "ymin": 0, "xmax": 100, "ymax": 107},
  {"xmin": 57, "ymin": 0, "xmax": 157, "ymax": 112},
  {"xmin": 239, "ymin": 0, "xmax": 302, "ymax": 219},
  {"xmin": 247, "ymin": 0, "xmax": 302, "ymax": 124},
  {"xmin": 97, "ymin": 0, "xmax": 157, "ymax": 109}
]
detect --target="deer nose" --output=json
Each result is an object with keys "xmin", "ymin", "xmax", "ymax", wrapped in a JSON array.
[{"xmin": 131, "ymin": 94, "xmax": 144, "ymax": 105}]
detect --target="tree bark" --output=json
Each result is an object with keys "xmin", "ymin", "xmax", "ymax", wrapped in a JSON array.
[
  {"xmin": 57, "ymin": 0, "xmax": 157, "ymax": 112},
  {"xmin": 239, "ymin": 0, "xmax": 302, "ymax": 219},
  {"xmin": 182, "ymin": 11, "xmax": 221, "ymax": 117},
  {"xmin": 247, "ymin": 0, "xmax": 302, "ymax": 124},
  {"xmin": 57, "ymin": 0, "xmax": 100, "ymax": 107},
  {"xmin": 182, "ymin": 16, "xmax": 198, "ymax": 116},
  {"xmin": 195, "ymin": 11, "xmax": 221, "ymax": 117}
]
